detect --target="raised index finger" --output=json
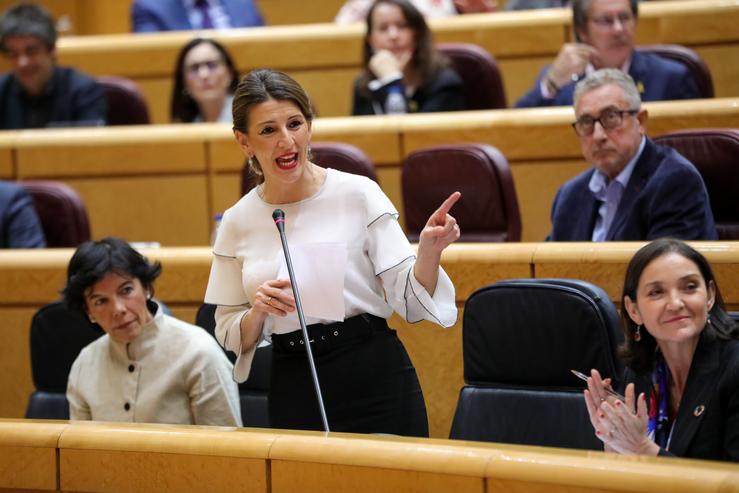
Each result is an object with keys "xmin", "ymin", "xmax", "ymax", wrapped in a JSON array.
[{"xmin": 435, "ymin": 191, "xmax": 461, "ymax": 218}]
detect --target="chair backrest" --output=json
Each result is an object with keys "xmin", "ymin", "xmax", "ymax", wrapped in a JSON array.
[
  {"xmin": 195, "ymin": 303, "xmax": 272, "ymax": 427},
  {"xmin": 241, "ymin": 141, "xmax": 377, "ymax": 195},
  {"xmin": 26, "ymin": 301, "xmax": 103, "ymax": 418},
  {"xmin": 402, "ymin": 144, "xmax": 521, "ymax": 242},
  {"xmin": 437, "ymin": 42, "xmax": 506, "ymax": 110},
  {"xmin": 636, "ymin": 44, "xmax": 714, "ymax": 98},
  {"xmin": 450, "ymin": 279, "xmax": 625, "ymax": 449},
  {"xmin": 98, "ymin": 76, "xmax": 151, "ymax": 125},
  {"xmin": 653, "ymin": 128, "xmax": 739, "ymax": 240},
  {"xmin": 20, "ymin": 180, "xmax": 91, "ymax": 247}
]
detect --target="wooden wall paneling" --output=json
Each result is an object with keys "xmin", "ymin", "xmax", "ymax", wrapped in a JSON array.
[
  {"xmin": 58, "ymin": 423, "xmax": 274, "ymax": 493},
  {"xmin": 257, "ymin": 0, "xmax": 346, "ymax": 25},
  {"xmin": 0, "ymin": 132, "xmax": 14, "ymax": 178},
  {"xmin": 694, "ymin": 45, "xmax": 739, "ymax": 99},
  {"xmin": 0, "ymin": 309, "xmax": 39, "ymax": 420},
  {"xmin": 0, "ymin": 420, "xmax": 66, "ymax": 491},
  {"xmin": 69, "ymin": 175, "xmax": 210, "ymax": 246},
  {"xmin": 76, "ymin": 0, "xmax": 131, "ymax": 35},
  {"xmin": 268, "ymin": 433, "xmax": 491, "ymax": 493}
]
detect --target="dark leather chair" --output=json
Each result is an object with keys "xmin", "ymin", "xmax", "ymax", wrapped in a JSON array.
[
  {"xmin": 438, "ymin": 42, "xmax": 507, "ymax": 110},
  {"xmin": 402, "ymin": 144, "xmax": 521, "ymax": 242},
  {"xmin": 195, "ymin": 303, "xmax": 272, "ymax": 428},
  {"xmin": 20, "ymin": 180, "xmax": 91, "ymax": 247},
  {"xmin": 241, "ymin": 141, "xmax": 377, "ymax": 195},
  {"xmin": 26, "ymin": 300, "xmax": 172, "ymax": 419},
  {"xmin": 98, "ymin": 76, "xmax": 151, "ymax": 125},
  {"xmin": 449, "ymin": 279, "xmax": 624, "ymax": 450},
  {"xmin": 637, "ymin": 44, "xmax": 714, "ymax": 98},
  {"xmin": 653, "ymin": 128, "xmax": 739, "ymax": 240},
  {"xmin": 26, "ymin": 301, "xmax": 102, "ymax": 419}
]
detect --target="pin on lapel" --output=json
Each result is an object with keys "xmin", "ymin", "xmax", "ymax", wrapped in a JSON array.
[{"xmin": 693, "ymin": 404, "xmax": 705, "ymax": 417}]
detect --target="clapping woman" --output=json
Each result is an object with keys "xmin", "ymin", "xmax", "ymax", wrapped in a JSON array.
[{"xmin": 585, "ymin": 239, "xmax": 739, "ymax": 461}]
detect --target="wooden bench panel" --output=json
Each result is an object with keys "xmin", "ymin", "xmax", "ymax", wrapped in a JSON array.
[{"xmin": 0, "ymin": 420, "xmax": 65, "ymax": 491}]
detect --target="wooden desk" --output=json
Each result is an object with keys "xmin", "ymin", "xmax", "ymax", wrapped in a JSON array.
[
  {"xmin": 1, "ymin": 0, "xmax": 736, "ymax": 122},
  {"xmin": 1, "ymin": 242, "xmax": 736, "ymax": 437},
  {"xmin": 2, "ymin": 98, "xmax": 737, "ymax": 245},
  {"xmin": 2, "ymin": 419, "xmax": 738, "ymax": 493}
]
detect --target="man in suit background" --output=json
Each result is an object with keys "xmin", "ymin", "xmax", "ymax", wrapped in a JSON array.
[
  {"xmin": 547, "ymin": 68, "xmax": 716, "ymax": 242},
  {"xmin": 0, "ymin": 181, "xmax": 46, "ymax": 248},
  {"xmin": 0, "ymin": 3, "xmax": 106, "ymax": 129},
  {"xmin": 132, "ymin": 0, "xmax": 264, "ymax": 32},
  {"xmin": 515, "ymin": 0, "xmax": 700, "ymax": 107}
]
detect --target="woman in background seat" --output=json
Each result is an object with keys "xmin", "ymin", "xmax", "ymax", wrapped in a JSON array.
[
  {"xmin": 352, "ymin": 0, "xmax": 464, "ymax": 115},
  {"xmin": 171, "ymin": 38, "xmax": 239, "ymax": 123}
]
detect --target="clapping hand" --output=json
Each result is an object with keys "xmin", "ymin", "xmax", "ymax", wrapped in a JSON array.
[{"xmin": 584, "ymin": 369, "xmax": 659, "ymax": 456}]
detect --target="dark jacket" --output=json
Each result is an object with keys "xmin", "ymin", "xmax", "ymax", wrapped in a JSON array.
[
  {"xmin": 0, "ymin": 181, "xmax": 46, "ymax": 248},
  {"xmin": 352, "ymin": 67, "xmax": 465, "ymax": 115},
  {"xmin": 548, "ymin": 138, "xmax": 717, "ymax": 241},
  {"xmin": 515, "ymin": 50, "xmax": 701, "ymax": 108},
  {"xmin": 621, "ymin": 333, "xmax": 739, "ymax": 462},
  {"xmin": 131, "ymin": 0, "xmax": 264, "ymax": 32},
  {"xmin": 0, "ymin": 66, "xmax": 106, "ymax": 130}
]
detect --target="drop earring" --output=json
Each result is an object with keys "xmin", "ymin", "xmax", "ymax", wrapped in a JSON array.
[
  {"xmin": 88, "ymin": 316, "xmax": 96, "ymax": 324},
  {"xmin": 634, "ymin": 324, "xmax": 642, "ymax": 342}
]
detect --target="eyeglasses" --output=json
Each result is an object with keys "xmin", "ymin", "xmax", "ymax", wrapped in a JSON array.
[
  {"xmin": 186, "ymin": 59, "xmax": 223, "ymax": 77},
  {"xmin": 588, "ymin": 11, "xmax": 635, "ymax": 28},
  {"xmin": 571, "ymin": 107, "xmax": 639, "ymax": 136}
]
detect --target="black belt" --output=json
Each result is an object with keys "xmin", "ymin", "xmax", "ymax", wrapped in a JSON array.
[{"xmin": 271, "ymin": 313, "xmax": 390, "ymax": 356}]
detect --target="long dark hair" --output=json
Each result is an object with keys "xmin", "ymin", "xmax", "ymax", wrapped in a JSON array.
[
  {"xmin": 619, "ymin": 238, "xmax": 738, "ymax": 374},
  {"xmin": 170, "ymin": 38, "xmax": 239, "ymax": 123},
  {"xmin": 359, "ymin": 0, "xmax": 447, "ymax": 93}
]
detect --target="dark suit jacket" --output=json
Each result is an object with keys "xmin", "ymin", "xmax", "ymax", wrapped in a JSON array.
[
  {"xmin": 515, "ymin": 50, "xmax": 701, "ymax": 108},
  {"xmin": 0, "ymin": 182, "xmax": 46, "ymax": 248},
  {"xmin": 352, "ymin": 67, "xmax": 465, "ymax": 115},
  {"xmin": 132, "ymin": 0, "xmax": 264, "ymax": 32},
  {"xmin": 0, "ymin": 66, "xmax": 106, "ymax": 130},
  {"xmin": 548, "ymin": 138, "xmax": 717, "ymax": 241},
  {"xmin": 621, "ymin": 333, "xmax": 739, "ymax": 462}
]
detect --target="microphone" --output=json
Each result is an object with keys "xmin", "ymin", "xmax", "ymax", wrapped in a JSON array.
[{"xmin": 272, "ymin": 209, "xmax": 330, "ymax": 432}]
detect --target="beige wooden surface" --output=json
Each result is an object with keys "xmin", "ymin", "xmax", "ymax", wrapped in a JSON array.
[
  {"xmin": 2, "ymin": 98, "xmax": 737, "ymax": 245},
  {"xmin": 1, "ymin": 243, "xmax": 737, "ymax": 437},
  {"xmin": 1, "ymin": 1, "xmax": 737, "ymax": 122},
  {"xmin": 5, "ymin": 419, "xmax": 739, "ymax": 493},
  {"xmin": 0, "ymin": 420, "xmax": 65, "ymax": 491}
]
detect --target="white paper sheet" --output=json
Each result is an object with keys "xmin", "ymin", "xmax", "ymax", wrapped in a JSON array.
[{"xmin": 275, "ymin": 242, "xmax": 347, "ymax": 326}]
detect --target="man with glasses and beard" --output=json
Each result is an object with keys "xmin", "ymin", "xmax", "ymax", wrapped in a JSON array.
[
  {"xmin": 547, "ymin": 69, "xmax": 716, "ymax": 242},
  {"xmin": 515, "ymin": 0, "xmax": 700, "ymax": 108}
]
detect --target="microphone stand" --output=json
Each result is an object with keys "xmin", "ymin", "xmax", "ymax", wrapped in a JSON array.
[{"xmin": 272, "ymin": 209, "xmax": 330, "ymax": 432}]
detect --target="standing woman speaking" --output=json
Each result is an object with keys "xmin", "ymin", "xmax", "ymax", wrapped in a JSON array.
[{"xmin": 205, "ymin": 68, "xmax": 460, "ymax": 436}]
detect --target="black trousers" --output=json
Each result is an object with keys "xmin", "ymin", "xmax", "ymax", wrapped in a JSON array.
[{"xmin": 269, "ymin": 314, "xmax": 428, "ymax": 437}]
